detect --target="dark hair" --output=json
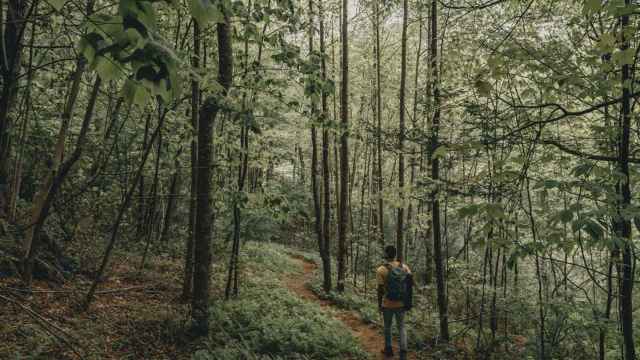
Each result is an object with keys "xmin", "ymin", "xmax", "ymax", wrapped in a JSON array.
[{"xmin": 384, "ymin": 245, "xmax": 396, "ymax": 260}]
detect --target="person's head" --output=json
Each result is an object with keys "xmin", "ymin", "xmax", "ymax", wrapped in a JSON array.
[{"xmin": 384, "ymin": 245, "xmax": 396, "ymax": 261}]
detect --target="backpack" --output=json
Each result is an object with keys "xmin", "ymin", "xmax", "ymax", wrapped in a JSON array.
[{"xmin": 385, "ymin": 263, "xmax": 409, "ymax": 301}]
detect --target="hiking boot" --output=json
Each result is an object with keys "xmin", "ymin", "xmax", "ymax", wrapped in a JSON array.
[
  {"xmin": 399, "ymin": 350, "xmax": 408, "ymax": 360},
  {"xmin": 381, "ymin": 347, "xmax": 393, "ymax": 357}
]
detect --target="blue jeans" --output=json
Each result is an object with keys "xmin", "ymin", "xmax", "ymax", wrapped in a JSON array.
[{"xmin": 383, "ymin": 308, "xmax": 407, "ymax": 351}]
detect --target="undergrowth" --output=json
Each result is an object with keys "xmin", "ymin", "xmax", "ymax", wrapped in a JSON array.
[{"xmin": 198, "ymin": 242, "xmax": 367, "ymax": 360}]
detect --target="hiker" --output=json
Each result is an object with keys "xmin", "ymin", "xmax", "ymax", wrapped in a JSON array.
[{"xmin": 377, "ymin": 245, "xmax": 413, "ymax": 360}]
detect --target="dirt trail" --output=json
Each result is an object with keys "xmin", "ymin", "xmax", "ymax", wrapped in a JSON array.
[{"xmin": 286, "ymin": 256, "xmax": 416, "ymax": 360}]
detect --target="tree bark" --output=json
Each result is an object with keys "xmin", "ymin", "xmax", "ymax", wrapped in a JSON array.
[
  {"xmin": 183, "ymin": 20, "xmax": 200, "ymax": 300},
  {"xmin": 160, "ymin": 159, "xmax": 180, "ymax": 243},
  {"xmin": 191, "ymin": 15, "xmax": 234, "ymax": 335},
  {"xmin": 617, "ymin": 2, "xmax": 635, "ymax": 358},
  {"xmin": 429, "ymin": 0, "xmax": 449, "ymax": 342},
  {"xmin": 396, "ymin": 0, "xmax": 408, "ymax": 261},
  {"xmin": 337, "ymin": 0, "xmax": 349, "ymax": 293},
  {"xmin": 319, "ymin": 0, "xmax": 332, "ymax": 292},
  {"xmin": 0, "ymin": 0, "xmax": 30, "ymax": 204},
  {"xmin": 308, "ymin": 0, "xmax": 325, "ymax": 290},
  {"xmin": 374, "ymin": 0, "xmax": 385, "ymax": 247}
]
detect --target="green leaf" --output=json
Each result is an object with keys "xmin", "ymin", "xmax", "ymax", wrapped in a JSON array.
[
  {"xmin": 122, "ymin": 79, "xmax": 150, "ymax": 106},
  {"xmin": 48, "ymin": 0, "xmax": 65, "ymax": 11},
  {"xmin": 432, "ymin": 145, "xmax": 448, "ymax": 159},
  {"xmin": 190, "ymin": 0, "xmax": 224, "ymax": 26},
  {"xmin": 597, "ymin": 33, "xmax": 616, "ymax": 53},
  {"xmin": 94, "ymin": 56, "xmax": 123, "ymax": 82},
  {"xmin": 572, "ymin": 218, "xmax": 604, "ymax": 242},
  {"xmin": 78, "ymin": 38, "xmax": 96, "ymax": 64}
]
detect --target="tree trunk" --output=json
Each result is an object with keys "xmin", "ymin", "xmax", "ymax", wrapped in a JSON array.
[
  {"xmin": 337, "ymin": 0, "xmax": 349, "ymax": 293},
  {"xmin": 618, "ymin": 3, "xmax": 635, "ymax": 358},
  {"xmin": 191, "ymin": 16, "xmax": 234, "ymax": 335},
  {"xmin": 429, "ymin": 0, "xmax": 449, "ymax": 342},
  {"xmin": 182, "ymin": 19, "xmax": 200, "ymax": 300},
  {"xmin": 396, "ymin": 0, "xmax": 408, "ymax": 261},
  {"xmin": 374, "ymin": 0, "xmax": 384, "ymax": 247},
  {"xmin": 0, "ymin": 0, "xmax": 30, "ymax": 205},
  {"xmin": 160, "ymin": 159, "xmax": 180, "ymax": 243},
  {"xmin": 308, "ymin": 0, "xmax": 325, "ymax": 289},
  {"xmin": 319, "ymin": 0, "xmax": 332, "ymax": 293}
]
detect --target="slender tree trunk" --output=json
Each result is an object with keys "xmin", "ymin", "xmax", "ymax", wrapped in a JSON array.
[
  {"xmin": 160, "ymin": 158, "xmax": 180, "ymax": 243},
  {"xmin": 136, "ymin": 114, "xmax": 150, "ymax": 238},
  {"xmin": 182, "ymin": 20, "xmax": 200, "ymax": 300},
  {"xmin": 319, "ymin": 0, "xmax": 332, "ymax": 292},
  {"xmin": 8, "ymin": 4, "xmax": 37, "ymax": 222},
  {"xmin": 405, "ymin": 19, "xmax": 423, "ymax": 259},
  {"xmin": 308, "ymin": 0, "xmax": 325, "ymax": 284},
  {"xmin": 525, "ymin": 179, "xmax": 546, "ymax": 359},
  {"xmin": 396, "ymin": 0, "xmax": 408, "ymax": 261},
  {"xmin": 618, "ymin": 3, "xmax": 635, "ymax": 358},
  {"xmin": 374, "ymin": 0, "xmax": 384, "ymax": 246},
  {"xmin": 429, "ymin": 0, "xmax": 449, "ymax": 342},
  {"xmin": 0, "ymin": 0, "xmax": 30, "ymax": 204},
  {"xmin": 336, "ymin": 0, "xmax": 350, "ymax": 293},
  {"xmin": 139, "ymin": 130, "xmax": 163, "ymax": 270}
]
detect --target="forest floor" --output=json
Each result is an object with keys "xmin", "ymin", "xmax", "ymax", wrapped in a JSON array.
[
  {"xmin": 0, "ymin": 242, "xmax": 370, "ymax": 359},
  {"xmin": 0, "ymin": 254, "xmax": 193, "ymax": 359},
  {"xmin": 1, "ymin": 241, "xmax": 475, "ymax": 359},
  {"xmin": 285, "ymin": 254, "xmax": 417, "ymax": 360}
]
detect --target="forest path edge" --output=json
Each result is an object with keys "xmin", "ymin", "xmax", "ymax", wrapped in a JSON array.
[{"xmin": 285, "ymin": 255, "xmax": 416, "ymax": 360}]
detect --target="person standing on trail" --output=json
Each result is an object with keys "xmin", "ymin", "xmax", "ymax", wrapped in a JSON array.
[{"xmin": 377, "ymin": 245, "xmax": 413, "ymax": 360}]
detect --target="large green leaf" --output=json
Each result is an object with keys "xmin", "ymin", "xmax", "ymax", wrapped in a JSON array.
[{"xmin": 190, "ymin": 0, "xmax": 224, "ymax": 26}]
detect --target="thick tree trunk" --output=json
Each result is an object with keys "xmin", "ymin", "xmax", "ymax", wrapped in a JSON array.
[{"xmin": 191, "ymin": 17, "xmax": 233, "ymax": 335}]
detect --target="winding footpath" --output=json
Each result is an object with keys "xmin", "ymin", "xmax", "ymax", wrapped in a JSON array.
[{"xmin": 286, "ymin": 256, "xmax": 416, "ymax": 360}]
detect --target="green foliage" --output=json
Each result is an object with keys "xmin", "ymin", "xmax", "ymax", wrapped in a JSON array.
[
  {"xmin": 201, "ymin": 242, "xmax": 366, "ymax": 360},
  {"xmin": 80, "ymin": 0, "xmax": 182, "ymax": 105}
]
